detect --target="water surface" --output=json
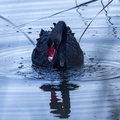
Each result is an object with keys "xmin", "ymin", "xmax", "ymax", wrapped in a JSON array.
[{"xmin": 0, "ymin": 0, "xmax": 120, "ymax": 120}]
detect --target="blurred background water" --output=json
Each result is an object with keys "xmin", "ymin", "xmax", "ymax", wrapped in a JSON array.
[{"xmin": 0, "ymin": 0, "xmax": 120, "ymax": 120}]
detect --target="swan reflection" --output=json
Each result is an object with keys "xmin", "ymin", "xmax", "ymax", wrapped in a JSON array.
[{"xmin": 40, "ymin": 80, "xmax": 79, "ymax": 118}]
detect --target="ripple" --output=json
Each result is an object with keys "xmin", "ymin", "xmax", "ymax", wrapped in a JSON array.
[
  {"xmin": 0, "ymin": 0, "xmax": 120, "ymax": 119},
  {"xmin": 0, "ymin": 46, "xmax": 120, "ymax": 81},
  {"xmin": 0, "ymin": 44, "xmax": 120, "ymax": 82}
]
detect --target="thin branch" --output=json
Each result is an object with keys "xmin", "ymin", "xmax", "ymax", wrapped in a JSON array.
[
  {"xmin": 79, "ymin": 0, "xmax": 113, "ymax": 42},
  {"xmin": 15, "ymin": 0, "xmax": 98, "ymax": 28},
  {"xmin": 0, "ymin": 15, "xmax": 35, "ymax": 46}
]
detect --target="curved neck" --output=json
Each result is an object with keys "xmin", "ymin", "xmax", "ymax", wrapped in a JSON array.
[
  {"xmin": 51, "ymin": 21, "xmax": 67, "ymax": 67},
  {"xmin": 51, "ymin": 21, "xmax": 67, "ymax": 44}
]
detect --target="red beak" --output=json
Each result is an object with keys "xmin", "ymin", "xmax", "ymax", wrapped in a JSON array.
[{"xmin": 48, "ymin": 43, "xmax": 55, "ymax": 62}]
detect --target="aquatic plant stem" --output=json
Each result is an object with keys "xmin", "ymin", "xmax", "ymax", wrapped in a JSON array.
[
  {"xmin": 79, "ymin": 0, "xmax": 113, "ymax": 42},
  {"xmin": 15, "ymin": 0, "xmax": 98, "ymax": 28},
  {"xmin": 0, "ymin": 15, "xmax": 35, "ymax": 46}
]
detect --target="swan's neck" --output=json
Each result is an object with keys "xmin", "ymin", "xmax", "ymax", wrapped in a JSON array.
[
  {"xmin": 49, "ymin": 21, "xmax": 67, "ymax": 67},
  {"xmin": 55, "ymin": 21, "xmax": 67, "ymax": 67},
  {"xmin": 51, "ymin": 21, "xmax": 67, "ymax": 43}
]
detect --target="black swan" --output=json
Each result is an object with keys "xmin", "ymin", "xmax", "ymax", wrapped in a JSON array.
[{"xmin": 32, "ymin": 21, "xmax": 84, "ymax": 68}]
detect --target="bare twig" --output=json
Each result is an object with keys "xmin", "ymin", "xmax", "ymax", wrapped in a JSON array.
[
  {"xmin": 0, "ymin": 15, "xmax": 35, "ymax": 46},
  {"xmin": 15, "ymin": 0, "xmax": 98, "ymax": 28},
  {"xmin": 79, "ymin": 0, "xmax": 113, "ymax": 42}
]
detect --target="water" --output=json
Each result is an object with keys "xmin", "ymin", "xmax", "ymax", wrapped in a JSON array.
[{"xmin": 0, "ymin": 0, "xmax": 120, "ymax": 120}]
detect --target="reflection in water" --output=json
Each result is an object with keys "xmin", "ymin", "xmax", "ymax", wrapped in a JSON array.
[
  {"xmin": 101, "ymin": 0, "xmax": 113, "ymax": 25},
  {"xmin": 14, "ymin": 0, "xmax": 98, "ymax": 28},
  {"xmin": 40, "ymin": 80, "xmax": 79, "ymax": 118},
  {"xmin": 101, "ymin": 0, "xmax": 120, "ymax": 40},
  {"xmin": 75, "ymin": 0, "xmax": 88, "ymax": 26}
]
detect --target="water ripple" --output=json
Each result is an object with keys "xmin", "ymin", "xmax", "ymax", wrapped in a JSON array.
[
  {"xmin": 1, "ymin": 45, "xmax": 120, "ymax": 82},
  {"xmin": 0, "ymin": 0, "xmax": 120, "ymax": 119}
]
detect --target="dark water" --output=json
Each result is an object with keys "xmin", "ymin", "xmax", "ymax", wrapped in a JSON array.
[{"xmin": 0, "ymin": 0, "xmax": 120, "ymax": 120}]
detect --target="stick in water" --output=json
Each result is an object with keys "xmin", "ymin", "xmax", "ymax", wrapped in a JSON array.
[
  {"xmin": 79, "ymin": 0, "xmax": 113, "ymax": 42},
  {"xmin": 0, "ymin": 15, "xmax": 35, "ymax": 46}
]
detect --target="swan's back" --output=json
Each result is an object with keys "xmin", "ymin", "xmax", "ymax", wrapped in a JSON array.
[{"xmin": 66, "ymin": 31, "xmax": 84, "ymax": 67}]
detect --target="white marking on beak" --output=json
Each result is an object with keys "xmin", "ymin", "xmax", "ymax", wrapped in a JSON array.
[{"xmin": 48, "ymin": 56, "xmax": 53, "ymax": 62}]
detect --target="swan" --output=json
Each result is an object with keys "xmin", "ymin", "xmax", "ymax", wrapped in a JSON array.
[{"xmin": 32, "ymin": 21, "xmax": 84, "ymax": 68}]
